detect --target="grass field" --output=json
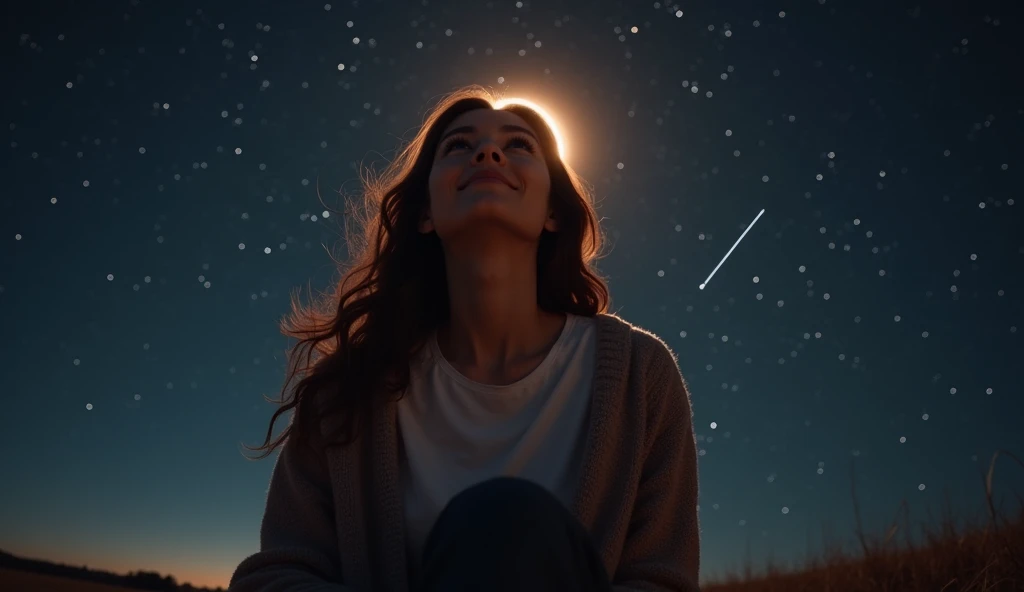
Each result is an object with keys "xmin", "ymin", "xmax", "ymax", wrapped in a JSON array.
[
  {"xmin": 701, "ymin": 451, "xmax": 1024, "ymax": 592},
  {"xmin": 701, "ymin": 511, "xmax": 1024, "ymax": 591}
]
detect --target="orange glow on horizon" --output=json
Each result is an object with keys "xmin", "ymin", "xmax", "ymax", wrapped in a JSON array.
[{"xmin": 4, "ymin": 544, "xmax": 233, "ymax": 590}]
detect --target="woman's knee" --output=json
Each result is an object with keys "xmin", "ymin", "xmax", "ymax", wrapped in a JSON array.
[{"xmin": 442, "ymin": 476, "xmax": 566, "ymax": 525}]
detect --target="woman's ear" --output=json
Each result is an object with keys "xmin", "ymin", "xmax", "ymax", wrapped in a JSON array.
[
  {"xmin": 543, "ymin": 209, "xmax": 558, "ymax": 232},
  {"xmin": 419, "ymin": 207, "xmax": 435, "ymax": 234}
]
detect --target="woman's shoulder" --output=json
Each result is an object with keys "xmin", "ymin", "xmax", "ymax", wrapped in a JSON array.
[
  {"xmin": 595, "ymin": 314, "xmax": 692, "ymax": 423},
  {"xmin": 595, "ymin": 313, "xmax": 681, "ymax": 376}
]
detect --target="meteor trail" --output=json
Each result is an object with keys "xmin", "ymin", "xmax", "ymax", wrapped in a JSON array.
[{"xmin": 699, "ymin": 208, "xmax": 766, "ymax": 290}]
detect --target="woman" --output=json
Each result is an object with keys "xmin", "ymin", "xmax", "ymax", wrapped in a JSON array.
[{"xmin": 229, "ymin": 85, "xmax": 700, "ymax": 592}]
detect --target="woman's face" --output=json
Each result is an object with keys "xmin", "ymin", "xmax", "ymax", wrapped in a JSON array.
[{"xmin": 423, "ymin": 108, "xmax": 556, "ymax": 246}]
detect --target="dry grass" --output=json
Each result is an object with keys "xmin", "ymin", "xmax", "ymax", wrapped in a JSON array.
[{"xmin": 702, "ymin": 450, "xmax": 1024, "ymax": 592}]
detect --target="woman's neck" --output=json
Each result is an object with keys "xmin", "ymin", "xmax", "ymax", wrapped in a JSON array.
[{"xmin": 438, "ymin": 245, "xmax": 566, "ymax": 381}]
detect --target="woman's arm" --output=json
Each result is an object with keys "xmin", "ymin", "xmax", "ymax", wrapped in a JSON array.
[
  {"xmin": 230, "ymin": 421, "xmax": 354, "ymax": 592},
  {"xmin": 612, "ymin": 342, "xmax": 701, "ymax": 592}
]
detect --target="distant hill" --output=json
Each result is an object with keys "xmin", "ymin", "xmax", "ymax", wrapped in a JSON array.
[{"xmin": 0, "ymin": 549, "xmax": 225, "ymax": 592}]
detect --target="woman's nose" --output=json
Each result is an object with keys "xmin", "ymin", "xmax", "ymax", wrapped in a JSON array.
[{"xmin": 473, "ymin": 142, "xmax": 503, "ymax": 163}]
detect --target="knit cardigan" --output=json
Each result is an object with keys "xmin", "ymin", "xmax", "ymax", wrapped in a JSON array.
[{"xmin": 230, "ymin": 313, "xmax": 700, "ymax": 591}]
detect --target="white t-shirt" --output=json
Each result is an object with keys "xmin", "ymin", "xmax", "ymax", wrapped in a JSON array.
[{"xmin": 397, "ymin": 313, "xmax": 598, "ymax": 575}]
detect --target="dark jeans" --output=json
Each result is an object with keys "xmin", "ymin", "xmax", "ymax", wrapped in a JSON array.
[{"xmin": 417, "ymin": 476, "xmax": 613, "ymax": 592}]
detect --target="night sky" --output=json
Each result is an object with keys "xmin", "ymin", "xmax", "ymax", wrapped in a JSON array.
[{"xmin": 2, "ymin": 0, "xmax": 1022, "ymax": 589}]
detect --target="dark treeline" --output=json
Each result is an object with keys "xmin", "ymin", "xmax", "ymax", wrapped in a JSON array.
[{"xmin": 0, "ymin": 549, "xmax": 226, "ymax": 592}]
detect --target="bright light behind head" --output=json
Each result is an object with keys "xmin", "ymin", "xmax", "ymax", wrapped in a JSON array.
[{"xmin": 492, "ymin": 97, "xmax": 567, "ymax": 161}]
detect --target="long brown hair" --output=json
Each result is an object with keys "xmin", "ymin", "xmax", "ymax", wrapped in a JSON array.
[{"xmin": 241, "ymin": 84, "xmax": 610, "ymax": 460}]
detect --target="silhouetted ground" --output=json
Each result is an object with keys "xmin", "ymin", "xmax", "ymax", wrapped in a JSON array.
[
  {"xmin": 5, "ymin": 452, "xmax": 1021, "ymax": 592},
  {"xmin": 0, "ymin": 567, "xmax": 162, "ymax": 592},
  {"xmin": 0, "ymin": 550, "xmax": 224, "ymax": 592}
]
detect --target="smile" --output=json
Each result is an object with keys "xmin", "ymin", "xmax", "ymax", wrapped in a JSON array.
[{"xmin": 462, "ymin": 177, "xmax": 512, "ymax": 189}]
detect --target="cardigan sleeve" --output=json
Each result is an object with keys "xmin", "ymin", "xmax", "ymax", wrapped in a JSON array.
[
  {"xmin": 612, "ymin": 338, "xmax": 701, "ymax": 592},
  {"xmin": 229, "ymin": 421, "xmax": 355, "ymax": 592}
]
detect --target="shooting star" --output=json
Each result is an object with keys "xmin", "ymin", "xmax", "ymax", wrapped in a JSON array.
[{"xmin": 699, "ymin": 208, "xmax": 766, "ymax": 290}]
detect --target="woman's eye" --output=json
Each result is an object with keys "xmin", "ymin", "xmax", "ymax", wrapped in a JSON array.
[
  {"xmin": 442, "ymin": 136, "xmax": 536, "ymax": 155},
  {"xmin": 507, "ymin": 136, "xmax": 536, "ymax": 152},
  {"xmin": 442, "ymin": 138, "xmax": 471, "ymax": 154}
]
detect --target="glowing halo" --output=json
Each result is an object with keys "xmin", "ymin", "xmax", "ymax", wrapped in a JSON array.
[{"xmin": 493, "ymin": 97, "xmax": 567, "ymax": 161}]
